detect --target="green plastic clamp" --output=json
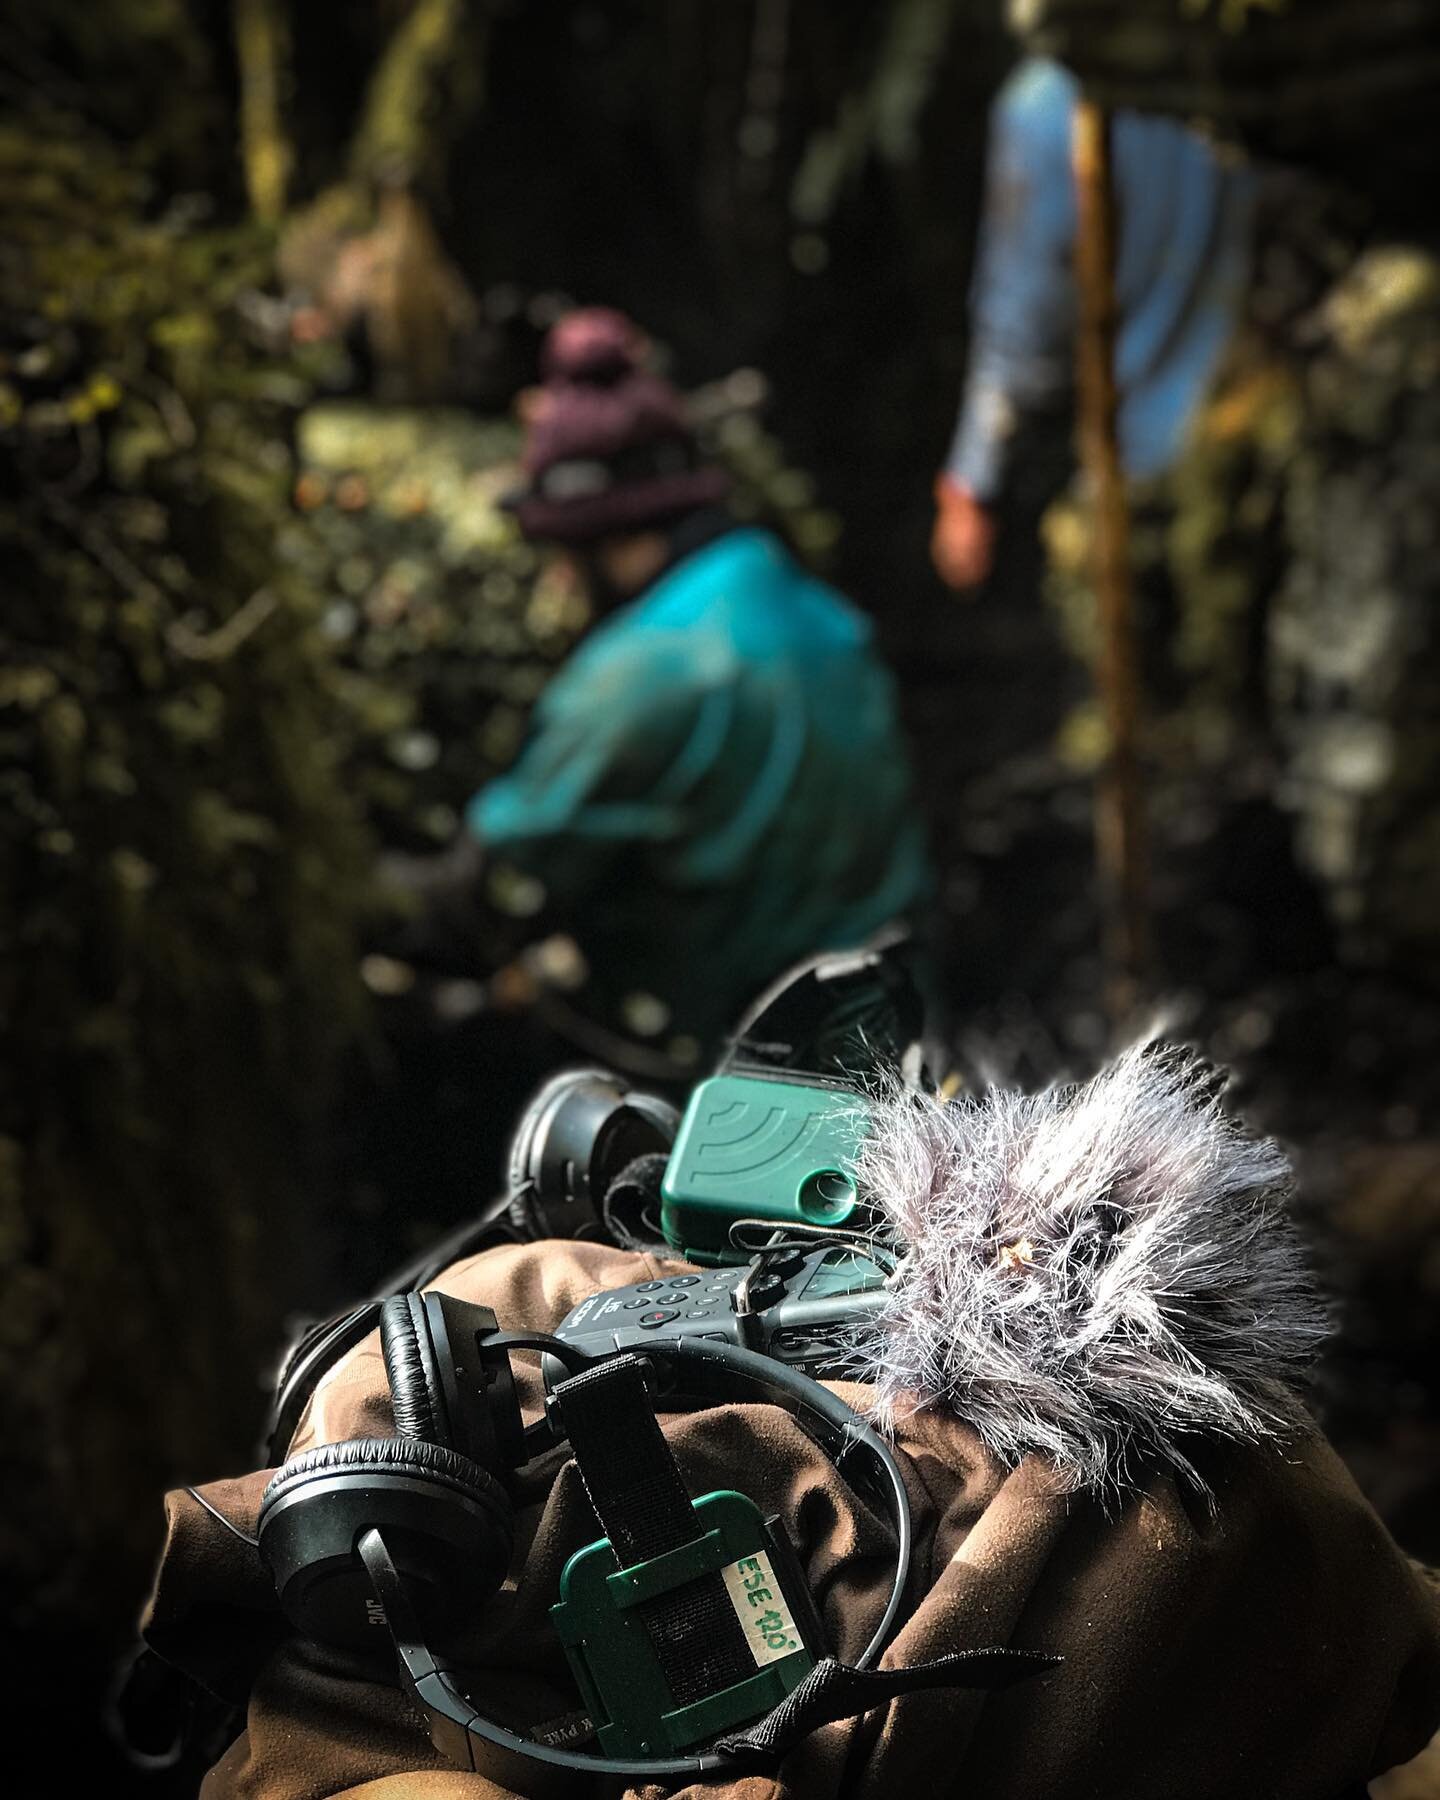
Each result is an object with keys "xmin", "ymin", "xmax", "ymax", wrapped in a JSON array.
[{"xmin": 551, "ymin": 1488, "xmax": 819, "ymax": 1758}]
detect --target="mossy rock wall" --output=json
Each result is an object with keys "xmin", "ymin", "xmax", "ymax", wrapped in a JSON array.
[
  {"xmin": 0, "ymin": 160, "xmax": 368, "ymax": 1691},
  {"xmin": 0, "ymin": 67, "xmax": 847, "ymax": 1729}
]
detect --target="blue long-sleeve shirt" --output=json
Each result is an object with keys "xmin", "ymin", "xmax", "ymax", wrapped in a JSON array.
[{"xmin": 946, "ymin": 58, "xmax": 1259, "ymax": 500}]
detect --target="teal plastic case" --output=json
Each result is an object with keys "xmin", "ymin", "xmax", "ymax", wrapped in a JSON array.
[
  {"xmin": 660, "ymin": 1075, "xmax": 870, "ymax": 1264},
  {"xmin": 551, "ymin": 1489, "xmax": 820, "ymax": 1758}
]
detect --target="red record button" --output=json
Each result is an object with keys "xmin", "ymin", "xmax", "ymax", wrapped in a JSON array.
[{"xmin": 638, "ymin": 1309, "xmax": 679, "ymax": 1328}]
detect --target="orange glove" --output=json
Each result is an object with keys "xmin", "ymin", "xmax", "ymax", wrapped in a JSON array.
[{"xmin": 931, "ymin": 474, "xmax": 996, "ymax": 592}]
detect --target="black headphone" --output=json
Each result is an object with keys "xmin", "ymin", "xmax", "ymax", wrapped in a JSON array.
[
  {"xmin": 257, "ymin": 1288, "xmax": 915, "ymax": 1785},
  {"xmin": 505, "ymin": 1065, "xmax": 680, "ymax": 1244}
]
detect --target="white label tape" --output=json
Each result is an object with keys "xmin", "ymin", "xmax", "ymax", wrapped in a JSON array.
[{"xmin": 721, "ymin": 1549, "xmax": 804, "ymax": 1667}]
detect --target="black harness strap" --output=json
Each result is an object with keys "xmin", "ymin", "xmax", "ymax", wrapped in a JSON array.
[
  {"xmin": 600, "ymin": 1152, "xmax": 669, "ymax": 1252},
  {"xmin": 553, "ymin": 1356, "xmax": 756, "ymax": 1708},
  {"xmin": 714, "ymin": 1648, "xmax": 1060, "ymax": 1768}
]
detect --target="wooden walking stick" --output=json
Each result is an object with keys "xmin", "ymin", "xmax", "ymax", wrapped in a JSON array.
[{"xmin": 1072, "ymin": 95, "xmax": 1150, "ymax": 1022}]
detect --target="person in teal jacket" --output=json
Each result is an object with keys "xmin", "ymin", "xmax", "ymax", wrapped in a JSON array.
[{"xmin": 445, "ymin": 308, "xmax": 931, "ymax": 1062}]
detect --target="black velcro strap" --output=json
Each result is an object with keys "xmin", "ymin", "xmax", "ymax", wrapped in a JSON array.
[
  {"xmin": 714, "ymin": 1648, "xmax": 1061, "ymax": 1768},
  {"xmin": 601, "ymin": 1152, "xmax": 669, "ymax": 1252},
  {"xmin": 555, "ymin": 1356, "xmax": 698, "ymax": 1561},
  {"xmin": 554, "ymin": 1356, "xmax": 756, "ymax": 1707}
]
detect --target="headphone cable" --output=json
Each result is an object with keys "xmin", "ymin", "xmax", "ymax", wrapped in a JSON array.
[{"xmin": 185, "ymin": 1486, "xmax": 260, "ymax": 1549}]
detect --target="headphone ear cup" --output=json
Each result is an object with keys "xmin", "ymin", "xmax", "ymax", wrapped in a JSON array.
[
  {"xmin": 380, "ymin": 1292, "xmax": 450, "ymax": 1446},
  {"xmin": 508, "ymin": 1068, "xmax": 604, "ymax": 1195},
  {"xmin": 257, "ymin": 1437, "xmax": 514, "ymax": 1651},
  {"xmin": 625, "ymin": 1090, "xmax": 682, "ymax": 1144}
]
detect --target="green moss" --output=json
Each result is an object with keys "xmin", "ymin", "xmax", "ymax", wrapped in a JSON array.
[{"xmin": 0, "ymin": 8, "xmax": 849, "ymax": 1675}]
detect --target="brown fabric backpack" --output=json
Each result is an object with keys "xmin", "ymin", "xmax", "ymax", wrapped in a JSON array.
[{"xmin": 140, "ymin": 1237, "xmax": 1440, "ymax": 1800}]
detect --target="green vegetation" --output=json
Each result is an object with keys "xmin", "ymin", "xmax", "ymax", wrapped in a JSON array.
[{"xmin": 0, "ymin": 5, "xmax": 846, "ymax": 1678}]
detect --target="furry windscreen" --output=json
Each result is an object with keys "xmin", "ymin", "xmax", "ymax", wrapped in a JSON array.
[{"xmin": 855, "ymin": 1043, "xmax": 1330, "ymax": 1495}]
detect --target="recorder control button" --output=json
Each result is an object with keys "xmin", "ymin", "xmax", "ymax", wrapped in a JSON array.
[{"xmin": 638, "ymin": 1310, "xmax": 679, "ymax": 1328}]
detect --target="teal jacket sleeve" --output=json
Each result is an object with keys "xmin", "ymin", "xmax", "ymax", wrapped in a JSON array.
[{"xmin": 465, "ymin": 639, "xmax": 730, "ymax": 911}]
